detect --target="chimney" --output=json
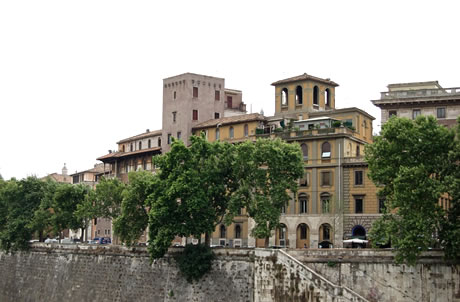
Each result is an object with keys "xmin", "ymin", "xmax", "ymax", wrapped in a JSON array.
[{"xmin": 146, "ymin": 129, "xmax": 150, "ymax": 133}]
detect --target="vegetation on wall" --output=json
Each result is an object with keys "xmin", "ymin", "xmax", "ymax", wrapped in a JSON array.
[{"xmin": 366, "ymin": 116, "xmax": 460, "ymax": 264}]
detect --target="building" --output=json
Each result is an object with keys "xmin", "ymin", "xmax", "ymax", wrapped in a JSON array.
[
  {"xmin": 161, "ymin": 73, "xmax": 246, "ymax": 152},
  {"xmin": 97, "ymin": 72, "xmax": 381, "ymax": 249},
  {"xmin": 97, "ymin": 129, "xmax": 163, "ymax": 183},
  {"xmin": 41, "ymin": 163, "xmax": 72, "ymax": 184},
  {"xmin": 192, "ymin": 73, "xmax": 379, "ymax": 248},
  {"xmin": 371, "ymin": 81, "xmax": 460, "ymax": 127}
]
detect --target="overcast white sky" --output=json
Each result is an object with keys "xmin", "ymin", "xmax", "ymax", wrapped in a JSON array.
[{"xmin": 1, "ymin": 0, "xmax": 459, "ymax": 180}]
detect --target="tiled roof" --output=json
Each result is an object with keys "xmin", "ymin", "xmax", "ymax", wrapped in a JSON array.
[
  {"xmin": 70, "ymin": 163, "xmax": 111, "ymax": 176},
  {"xmin": 193, "ymin": 113, "xmax": 265, "ymax": 130},
  {"xmin": 117, "ymin": 129, "xmax": 162, "ymax": 144},
  {"xmin": 97, "ymin": 147, "xmax": 162, "ymax": 162},
  {"xmin": 309, "ymin": 107, "xmax": 375, "ymax": 120},
  {"xmin": 271, "ymin": 73, "xmax": 339, "ymax": 87}
]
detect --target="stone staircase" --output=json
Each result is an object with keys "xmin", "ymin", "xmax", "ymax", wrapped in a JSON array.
[{"xmin": 254, "ymin": 249, "xmax": 369, "ymax": 302}]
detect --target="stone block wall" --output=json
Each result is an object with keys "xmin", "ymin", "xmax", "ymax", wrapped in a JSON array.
[
  {"xmin": 0, "ymin": 244, "xmax": 254, "ymax": 302},
  {"xmin": 287, "ymin": 249, "xmax": 460, "ymax": 302}
]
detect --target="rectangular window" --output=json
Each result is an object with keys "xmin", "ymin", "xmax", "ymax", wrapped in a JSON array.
[
  {"xmin": 355, "ymin": 170, "xmax": 363, "ymax": 185},
  {"xmin": 227, "ymin": 96, "xmax": 233, "ymax": 108},
  {"xmin": 412, "ymin": 109, "xmax": 421, "ymax": 119},
  {"xmin": 321, "ymin": 198, "xmax": 330, "ymax": 214},
  {"xmin": 355, "ymin": 197, "xmax": 363, "ymax": 214},
  {"xmin": 215, "ymin": 90, "xmax": 220, "ymax": 101},
  {"xmin": 192, "ymin": 109, "xmax": 198, "ymax": 121},
  {"xmin": 321, "ymin": 171, "xmax": 332, "ymax": 186},
  {"xmin": 177, "ymin": 131, "xmax": 181, "ymax": 140},
  {"xmin": 389, "ymin": 110, "xmax": 397, "ymax": 118},
  {"xmin": 173, "ymin": 91, "xmax": 176, "ymax": 100},
  {"xmin": 172, "ymin": 111, "xmax": 177, "ymax": 123},
  {"xmin": 437, "ymin": 107, "xmax": 446, "ymax": 119},
  {"xmin": 167, "ymin": 134, "xmax": 171, "ymax": 145},
  {"xmin": 193, "ymin": 87, "xmax": 198, "ymax": 98},
  {"xmin": 379, "ymin": 197, "xmax": 386, "ymax": 213},
  {"xmin": 214, "ymin": 112, "xmax": 220, "ymax": 119}
]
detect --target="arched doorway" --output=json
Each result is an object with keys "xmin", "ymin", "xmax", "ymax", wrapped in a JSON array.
[
  {"xmin": 319, "ymin": 223, "xmax": 333, "ymax": 248},
  {"xmin": 276, "ymin": 224, "xmax": 288, "ymax": 247},
  {"xmin": 296, "ymin": 223, "xmax": 309, "ymax": 248},
  {"xmin": 352, "ymin": 225, "xmax": 366, "ymax": 239}
]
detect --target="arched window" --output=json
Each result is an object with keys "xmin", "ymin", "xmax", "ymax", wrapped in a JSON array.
[
  {"xmin": 244, "ymin": 124, "xmax": 248, "ymax": 137},
  {"xmin": 299, "ymin": 224, "xmax": 308, "ymax": 240},
  {"xmin": 321, "ymin": 142, "xmax": 331, "ymax": 158},
  {"xmin": 139, "ymin": 141, "xmax": 142, "ymax": 150},
  {"xmin": 299, "ymin": 193, "xmax": 308, "ymax": 214},
  {"xmin": 148, "ymin": 139, "xmax": 151, "ymax": 149},
  {"xmin": 313, "ymin": 86, "xmax": 319, "ymax": 106},
  {"xmin": 229, "ymin": 126, "xmax": 234, "ymax": 139},
  {"xmin": 281, "ymin": 88, "xmax": 288, "ymax": 106},
  {"xmin": 158, "ymin": 137, "xmax": 161, "ymax": 147},
  {"xmin": 356, "ymin": 145, "xmax": 360, "ymax": 157},
  {"xmin": 325, "ymin": 88, "xmax": 331, "ymax": 108},
  {"xmin": 321, "ymin": 193, "xmax": 331, "ymax": 213},
  {"xmin": 220, "ymin": 225, "xmax": 226, "ymax": 238},
  {"xmin": 216, "ymin": 128, "xmax": 220, "ymax": 140},
  {"xmin": 321, "ymin": 224, "xmax": 332, "ymax": 241},
  {"xmin": 301, "ymin": 143, "xmax": 308, "ymax": 160},
  {"xmin": 279, "ymin": 224, "xmax": 287, "ymax": 240},
  {"xmin": 295, "ymin": 86, "xmax": 303, "ymax": 105},
  {"xmin": 235, "ymin": 225, "xmax": 241, "ymax": 239}
]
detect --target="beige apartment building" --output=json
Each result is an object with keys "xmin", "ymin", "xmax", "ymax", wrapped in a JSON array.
[{"xmin": 372, "ymin": 81, "xmax": 460, "ymax": 127}]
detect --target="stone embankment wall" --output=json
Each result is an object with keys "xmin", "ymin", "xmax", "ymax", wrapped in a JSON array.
[
  {"xmin": 287, "ymin": 249, "xmax": 460, "ymax": 302},
  {"xmin": 0, "ymin": 244, "xmax": 254, "ymax": 302},
  {"xmin": 0, "ymin": 245, "xmax": 458, "ymax": 302}
]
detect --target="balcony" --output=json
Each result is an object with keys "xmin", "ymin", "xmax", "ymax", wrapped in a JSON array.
[
  {"xmin": 380, "ymin": 87, "xmax": 460, "ymax": 100},
  {"xmin": 255, "ymin": 126, "xmax": 356, "ymax": 139}
]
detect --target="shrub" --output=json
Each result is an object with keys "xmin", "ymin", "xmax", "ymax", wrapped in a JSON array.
[{"xmin": 175, "ymin": 244, "xmax": 215, "ymax": 282}]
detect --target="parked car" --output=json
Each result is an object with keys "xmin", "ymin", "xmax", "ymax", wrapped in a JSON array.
[
  {"xmin": 44, "ymin": 238, "xmax": 58, "ymax": 243},
  {"xmin": 92, "ymin": 237, "xmax": 112, "ymax": 244}
]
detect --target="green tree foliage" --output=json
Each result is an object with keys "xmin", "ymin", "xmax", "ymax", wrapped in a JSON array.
[
  {"xmin": 366, "ymin": 116, "xmax": 459, "ymax": 264},
  {"xmin": 0, "ymin": 177, "xmax": 47, "ymax": 251},
  {"xmin": 147, "ymin": 135, "xmax": 236, "ymax": 258},
  {"xmin": 92, "ymin": 177, "xmax": 125, "ymax": 219},
  {"xmin": 28, "ymin": 180, "xmax": 56, "ymax": 242},
  {"xmin": 50, "ymin": 183, "xmax": 89, "ymax": 240},
  {"xmin": 231, "ymin": 138, "xmax": 304, "ymax": 246},
  {"xmin": 175, "ymin": 244, "xmax": 215, "ymax": 283},
  {"xmin": 113, "ymin": 171, "xmax": 155, "ymax": 246}
]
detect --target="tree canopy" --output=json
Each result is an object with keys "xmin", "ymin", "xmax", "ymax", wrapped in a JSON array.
[
  {"xmin": 146, "ymin": 135, "xmax": 304, "ymax": 260},
  {"xmin": 366, "ymin": 116, "xmax": 460, "ymax": 264}
]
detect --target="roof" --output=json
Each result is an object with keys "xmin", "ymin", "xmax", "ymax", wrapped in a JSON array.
[
  {"xmin": 117, "ymin": 129, "xmax": 162, "ymax": 144},
  {"xmin": 163, "ymin": 72, "xmax": 224, "ymax": 81},
  {"xmin": 387, "ymin": 81, "xmax": 441, "ymax": 90},
  {"xmin": 271, "ymin": 73, "xmax": 339, "ymax": 87},
  {"xmin": 193, "ymin": 113, "xmax": 265, "ymax": 130},
  {"xmin": 97, "ymin": 147, "xmax": 162, "ymax": 162},
  {"xmin": 70, "ymin": 163, "xmax": 111, "ymax": 176},
  {"xmin": 309, "ymin": 107, "xmax": 375, "ymax": 120}
]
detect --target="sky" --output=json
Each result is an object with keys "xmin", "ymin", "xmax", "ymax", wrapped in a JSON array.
[{"xmin": 1, "ymin": 0, "xmax": 459, "ymax": 180}]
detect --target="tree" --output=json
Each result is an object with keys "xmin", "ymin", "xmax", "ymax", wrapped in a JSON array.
[
  {"xmin": 0, "ymin": 177, "xmax": 47, "ymax": 251},
  {"xmin": 230, "ymin": 138, "xmax": 304, "ymax": 247},
  {"xmin": 50, "ymin": 183, "xmax": 89, "ymax": 241},
  {"xmin": 28, "ymin": 179, "xmax": 56, "ymax": 242},
  {"xmin": 366, "ymin": 116, "xmax": 459, "ymax": 264},
  {"xmin": 147, "ymin": 135, "xmax": 236, "ymax": 259},
  {"xmin": 92, "ymin": 177, "xmax": 125, "ymax": 219},
  {"xmin": 113, "ymin": 171, "xmax": 155, "ymax": 246}
]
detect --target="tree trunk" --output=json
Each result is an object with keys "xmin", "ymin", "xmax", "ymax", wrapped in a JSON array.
[
  {"xmin": 39, "ymin": 230, "xmax": 44, "ymax": 242},
  {"xmin": 80, "ymin": 227, "xmax": 85, "ymax": 242},
  {"xmin": 205, "ymin": 232, "xmax": 210, "ymax": 246},
  {"xmin": 265, "ymin": 236, "xmax": 269, "ymax": 248}
]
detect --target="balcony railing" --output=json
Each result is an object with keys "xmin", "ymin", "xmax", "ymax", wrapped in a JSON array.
[
  {"xmin": 255, "ymin": 126, "xmax": 355, "ymax": 138},
  {"xmin": 380, "ymin": 87, "xmax": 460, "ymax": 99}
]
